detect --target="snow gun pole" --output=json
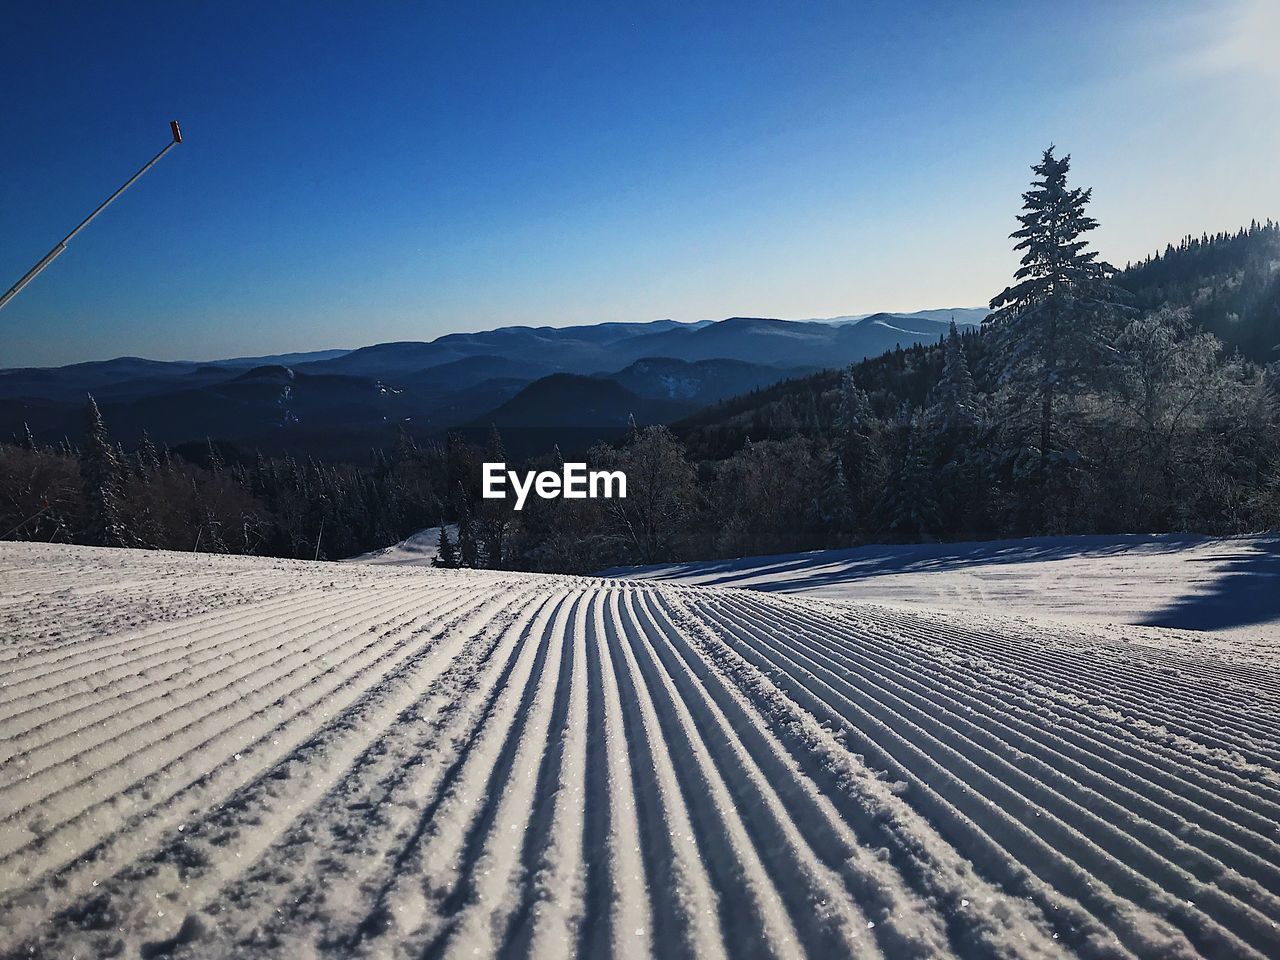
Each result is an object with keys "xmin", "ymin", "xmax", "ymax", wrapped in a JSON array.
[{"xmin": 0, "ymin": 120, "xmax": 183, "ymax": 313}]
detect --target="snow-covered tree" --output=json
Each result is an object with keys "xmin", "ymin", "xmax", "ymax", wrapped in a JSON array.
[
  {"xmin": 930, "ymin": 322, "xmax": 978, "ymax": 433},
  {"xmin": 987, "ymin": 146, "xmax": 1124, "ymax": 509},
  {"xmin": 603, "ymin": 425, "xmax": 698, "ymax": 563},
  {"xmin": 833, "ymin": 368, "xmax": 884, "ymax": 535},
  {"xmin": 393, "ymin": 425, "xmax": 419, "ymax": 465},
  {"xmin": 136, "ymin": 430, "xmax": 161, "ymax": 479},
  {"xmin": 878, "ymin": 408, "xmax": 940, "ymax": 541},
  {"xmin": 81, "ymin": 395, "xmax": 128, "ymax": 547},
  {"xmin": 206, "ymin": 437, "xmax": 225, "ymax": 475},
  {"xmin": 818, "ymin": 449, "xmax": 854, "ymax": 534},
  {"xmin": 1099, "ymin": 306, "xmax": 1246, "ymax": 528}
]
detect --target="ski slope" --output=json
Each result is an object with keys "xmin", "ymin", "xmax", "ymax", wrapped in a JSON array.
[
  {"xmin": 609, "ymin": 533, "xmax": 1280, "ymax": 651},
  {"xmin": 2, "ymin": 542, "xmax": 1280, "ymax": 958}
]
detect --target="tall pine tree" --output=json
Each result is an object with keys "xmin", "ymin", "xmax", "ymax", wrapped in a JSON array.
[
  {"xmin": 987, "ymin": 147, "xmax": 1123, "ymax": 521},
  {"xmin": 834, "ymin": 369, "xmax": 883, "ymax": 537},
  {"xmin": 927, "ymin": 323, "xmax": 986, "ymax": 535},
  {"xmin": 930, "ymin": 322, "xmax": 978, "ymax": 432}
]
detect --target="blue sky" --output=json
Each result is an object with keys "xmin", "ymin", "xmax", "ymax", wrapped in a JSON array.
[{"xmin": 2, "ymin": 0, "xmax": 1277, "ymax": 366}]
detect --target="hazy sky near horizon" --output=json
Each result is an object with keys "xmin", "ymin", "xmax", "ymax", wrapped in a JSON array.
[{"xmin": 2, "ymin": 0, "xmax": 1278, "ymax": 367}]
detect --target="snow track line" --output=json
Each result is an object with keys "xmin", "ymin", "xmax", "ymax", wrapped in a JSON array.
[
  {"xmin": 706, "ymin": 595, "xmax": 1280, "ymax": 952},
  {"xmin": 0, "ymin": 582, "xmax": 372, "ymax": 710},
  {"xmin": 186, "ymin": 584, "xmax": 551, "ymax": 958},
  {"xmin": 782, "ymin": 594, "xmax": 1280, "ymax": 815},
  {"xmin": 0, "ymin": 582, "xmax": 547, "ymax": 956},
  {"xmin": 586, "ymin": 584, "xmax": 658, "ymax": 958},
  {"xmin": 521, "ymin": 592, "xmax": 590, "ymax": 959},
  {"xmin": 235, "ymin": 586, "xmax": 554, "ymax": 958},
  {"xmin": 413, "ymin": 590, "xmax": 570, "ymax": 952},
  {"xmin": 0, "ymin": 571, "xmax": 359, "ymax": 683},
  {"xmin": 342, "ymin": 590, "xmax": 570, "ymax": 956},
  {"xmin": 0, "ymin": 583, "xmax": 511, "ymax": 895},
  {"xmin": 0, "ymin": 583, "xmax": 460, "ymax": 774},
  {"xmin": 616, "ymin": 588, "xmax": 872, "ymax": 959},
  {"xmin": 690, "ymin": 593, "xmax": 1272, "ymax": 958},
  {"xmin": 495, "ymin": 592, "xmax": 587, "ymax": 960},
  {"xmin": 664, "ymin": 591, "xmax": 1154, "ymax": 956},
  {"xmin": 0, "ymin": 584, "xmax": 464, "ymax": 830},
  {"xmin": 780, "ymin": 595, "xmax": 1280, "ymax": 834},
  {"xmin": 845, "ymin": 603, "xmax": 1280, "ymax": 773},
  {"xmin": 593, "ymin": 590, "xmax": 694, "ymax": 958},
  {"xmin": 629, "ymin": 589, "xmax": 940, "ymax": 958},
  {"xmin": 734, "ymin": 593, "xmax": 1280, "ymax": 893},
  {"xmin": 429, "ymin": 590, "xmax": 580, "ymax": 959},
  {"xmin": 648, "ymin": 590, "xmax": 1083, "ymax": 960}
]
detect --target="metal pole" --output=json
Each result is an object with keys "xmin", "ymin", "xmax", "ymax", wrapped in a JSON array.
[
  {"xmin": 2, "ymin": 505, "xmax": 51, "ymax": 540},
  {"xmin": 0, "ymin": 120, "xmax": 183, "ymax": 313}
]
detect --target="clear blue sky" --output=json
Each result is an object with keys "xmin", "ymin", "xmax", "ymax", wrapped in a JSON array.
[{"xmin": 2, "ymin": 0, "xmax": 1277, "ymax": 366}]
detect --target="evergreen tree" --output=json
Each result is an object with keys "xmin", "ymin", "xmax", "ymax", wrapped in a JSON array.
[
  {"xmin": 81, "ymin": 395, "xmax": 128, "ymax": 547},
  {"xmin": 987, "ymin": 146, "xmax": 1123, "ymax": 519},
  {"xmin": 455, "ymin": 482, "xmax": 478, "ymax": 567},
  {"xmin": 434, "ymin": 524, "xmax": 459, "ymax": 568},
  {"xmin": 136, "ymin": 430, "xmax": 161, "ymax": 479},
  {"xmin": 394, "ymin": 425, "xmax": 419, "ymax": 465},
  {"xmin": 485, "ymin": 422, "xmax": 506, "ymax": 463},
  {"xmin": 818, "ymin": 449, "xmax": 854, "ymax": 536},
  {"xmin": 478, "ymin": 424, "xmax": 510, "ymax": 566},
  {"xmin": 878, "ymin": 409, "xmax": 940, "ymax": 541},
  {"xmin": 930, "ymin": 322, "xmax": 978, "ymax": 432},
  {"xmin": 925, "ymin": 322, "xmax": 985, "ymax": 533},
  {"xmin": 206, "ymin": 437, "xmax": 225, "ymax": 475},
  {"xmin": 115, "ymin": 442, "xmax": 134, "ymax": 479},
  {"xmin": 132, "ymin": 501, "xmax": 167, "ymax": 550},
  {"xmin": 833, "ymin": 368, "xmax": 883, "ymax": 535}
]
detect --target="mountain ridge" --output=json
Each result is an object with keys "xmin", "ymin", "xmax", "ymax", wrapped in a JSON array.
[{"xmin": 3, "ymin": 313, "xmax": 975, "ymax": 457}]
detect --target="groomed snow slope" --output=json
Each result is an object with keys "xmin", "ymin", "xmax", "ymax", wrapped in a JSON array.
[
  {"xmin": 608, "ymin": 533, "xmax": 1280, "ymax": 649},
  {"xmin": 3, "ymin": 543, "xmax": 1280, "ymax": 959}
]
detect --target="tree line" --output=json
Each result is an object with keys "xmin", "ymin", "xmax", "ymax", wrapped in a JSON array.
[{"xmin": 1, "ymin": 403, "xmax": 449, "ymax": 560}]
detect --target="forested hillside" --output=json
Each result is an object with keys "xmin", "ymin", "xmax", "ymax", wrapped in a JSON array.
[
  {"xmin": 3, "ymin": 150, "xmax": 1278, "ymax": 571},
  {"xmin": 493, "ymin": 153, "xmax": 1280, "ymax": 569},
  {"xmin": 1117, "ymin": 221, "xmax": 1280, "ymax": 362}
]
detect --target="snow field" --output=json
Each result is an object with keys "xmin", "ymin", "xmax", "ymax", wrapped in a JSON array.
[
  {"xmin": 1, "ymin": 542, "xmax": 1279, "ymax": 958},
  {"xmin": 609, "ymin": 533, "xmax": 1280, "ymax": 652}
]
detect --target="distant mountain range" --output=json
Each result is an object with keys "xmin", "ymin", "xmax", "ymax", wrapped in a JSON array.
[
  {"xmin": 805, "ymin": 307, "xmax": 990, "ymax": 327},
  {"xmin": 1, "ymin": 311, "xmax": 980, "ymax": 458}
]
